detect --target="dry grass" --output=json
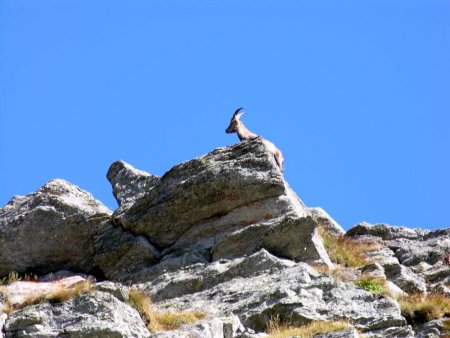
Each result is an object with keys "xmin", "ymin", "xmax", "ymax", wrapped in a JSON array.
[
  {"xmin": 0, "ymin": 271, "xmax": 20, "ymax": 286},
  {"xmin": 1, "ymin": 271, "xmax": 39, "ymax": 286},
  {"xmin": 318, "ymin": 227, "xmax": 380, "ymax": 268},
  {"xmin": 266, "ymin": 316, "xmax": 351, "ymax": 338},
  {"xmin": 127, "ymin": 289, "xmax": 207, "ymax": 332},
  {"xmin": 399, "ymin": 294, "xmax": 450, "ymax": 325},
  {"xmin": 9, "ymin": 279, "xmax": 95, "ymax": 312},
  {"xmin": 443, "ymin": 319, "xmax": 450, "ymax": 333}
]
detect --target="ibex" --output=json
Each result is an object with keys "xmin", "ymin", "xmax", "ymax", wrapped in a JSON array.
[{"xmin": 225, "ymin": 107, "xmax": 284, "ymax": 172}]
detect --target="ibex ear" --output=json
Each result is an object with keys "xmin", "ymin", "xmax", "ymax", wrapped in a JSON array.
[{"xmin": 233, "ymin": 107, "xmax": 246, "ymax": 120}]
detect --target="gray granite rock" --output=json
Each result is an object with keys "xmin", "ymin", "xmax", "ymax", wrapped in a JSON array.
[
  {"xmin": 0, "ymin": 179, "xmax": 111, "ymax": 276},
  {"xmin": 107, "ymin": 160, "xmax": 161, "ymax": 209},
  {"xmin": 144, "ymin": 250, "xmax": 406, "ymax": 333},
  {"xmin": 112, "ymin": 138, "xmax": 332, "ymax": 268},
  {"xmin": 4, "ymin": 291, "xmax": 150, "ymax": 337},
  {"xmin": 315, "ymin": 328, "xmax": 360, "ymax": 338},
  {"xmin": 0, "ymin": 313, "xmax": 6, "ymax": 338},
  {"xmin": 95, "ymin": 281, "xmax": 130, "ymax": 302},
  {"xmin": 384, "ymin": 263, "xmax": 427, "ymax": 295},
  {"xmin": 93, "ymin": 220, "xmax": 160, "ymax": 280},
  {"xmin": 150, "ymin": 318, "xmax": 223, "ymax": 338},
  {"xmin": 416, "ymin": 318, "xmax": 450, "ymax": 338},
  {"xmin": 346, "ymin": 222, "xmax": 423, "ymax": 240},
  {"xmin": 309, "ymin": 207, "xmax": 345, "ymax": 237},
  {"xmin": 363, "ymin": 325, "xmax": 415, "ymax": 338},
  {"xmin": 386, "ymin": 230, "xmax": 450, "ymax": 267}
]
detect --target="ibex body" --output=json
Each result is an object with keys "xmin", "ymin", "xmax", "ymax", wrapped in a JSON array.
[{"xmin": 225, "ymin": 108, "xmax": 284, "ymax": 172}]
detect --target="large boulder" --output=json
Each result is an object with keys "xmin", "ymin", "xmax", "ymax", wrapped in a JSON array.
[
  {"xmin": 0, "ymin": 180, "xmax": 111, "ymax": 276},
  {"xmin": 111, "ymin": 138, "xmax": 332, "ymax": 268},
  {"xmin": 4, "ymin": 291, "xmax": 150, "ymax": 337}
]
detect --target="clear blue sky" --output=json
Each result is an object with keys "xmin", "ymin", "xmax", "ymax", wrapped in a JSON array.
[{"xmin": 1, "ymin": 1, "xmax": 449, "ymax": 230}]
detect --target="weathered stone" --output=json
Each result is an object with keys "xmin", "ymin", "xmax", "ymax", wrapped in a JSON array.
[
  {"xmin": 212, "ymin": 215, "xmax": 333, "ymax": 267},
  {"xmin": 309, "ymin": 207, "xmax": 345, "ymax": 237},
  {"xmin": 363, "ymin": 247, "xmax": 400, "ymax": 266},
  {"xmin": 127, "ymin": 249, "xmax": 211, "ymax": 284},
  {"xmin": 384, "ymin": 263, "xmax": 427, "ymax": 295},
  {"xmin": 4, "ymin": 291, "xmax": 150, "ymax": 337},
  {"xmin": 93, "ymin": 220, "xmax": 160, "ymax": 280},
  {"xmin": 315, "ymin": 328, "xmax": 359, "ymax": 338},
  {"xmin": 147, "ymin": 249, "xmax": 295, "ymax": 301},
  {"xmin": 385, "ymin": 230, "xmax": 450, "ymax": 267},
  {"xmin": 112, "ymin": 139, "xmax": 286, "ymax": 248},
  {"xmin": 430, "ymin": 283, "xmax": 450, "ymax": 296},
  {"xmin": 346, "ymin": 222, "xmax": 423, "ymax": 240},
  {"xmin": 0, "ymin": 179, "xmax": 111, "ymax": 276},
  {"xmin": 363, "ymin": 325, "xmax": 415, "ymax": 338},
  {"xmin": 150, "ymin": 318, "xmax": 223, "ymax": 338},
  {"xmin": 107, "ymin": 160, "xmax": 161, "ymax": 209},
  {"xmin": 416, "ymin": 318, "xmax": 450, "ymax": 338},
  {"xmin": 223, "ymin": 315, "xmax": 245, "ymax": 338},
  {"xmin": 145, "ymin": 250, "xmax": 406, "ymax": 333},
  {"xmin": 359, "ymin": 263, "xmax": 386, "ymax": 279},
  {"xmin": 0, "ymin": 313, "xmax": 6, "ymax": 338},
  {"xmin": 112, "ymin": 138, "xmax": 332, "ymax": 267},
  {"xmin": 384, "ymin": 281, "xmax": 408, "ymax": 299},
  {"xmin": 96, "ymin": 281, "xmax": 129, "ymax": 302}
]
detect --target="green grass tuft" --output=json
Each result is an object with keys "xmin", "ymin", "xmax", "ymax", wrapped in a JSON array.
[{"xmin": 355, "ymin": 277, "xmax": 387, "ymax": 294}]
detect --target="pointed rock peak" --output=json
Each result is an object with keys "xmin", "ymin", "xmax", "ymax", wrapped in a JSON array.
[
  {"xmin": 107, "ymin": 160, "xmax": 161, "ymax": 208},
  {"xmin": 309, "ymin": 207, "xmax": 345, "ymax": 236}
]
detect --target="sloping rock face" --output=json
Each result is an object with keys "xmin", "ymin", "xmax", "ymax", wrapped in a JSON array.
[
  {"xmin": 93, "ymin": 220, "xmax": 161, "ymax": 280},
  {"xmin": 110, "ymin": 138, "xmax": 332, "ymax": 272},
  {"xmin": 144, "ymin": 250, "xmax": 407, "ymax": 335},
  {"xmin": 347, "ymin": 222, "xmax": 450, "ymax": 295},
  {"xmin": 0, "ymin": 180, "xmax": 111, "ymax": 276}
]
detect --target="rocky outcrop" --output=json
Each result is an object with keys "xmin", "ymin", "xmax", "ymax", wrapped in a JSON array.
[
  {"xmin": 111, "ymin": 138, "xmax": 333, "ymax": 270},
  {"xmin": 1, "ymin": 138, "xmax": 449, "ymax": 338},
  {"xmin": 0, "ymin": 179, "xmax": 111, "ymax": 276},
  {"xmin": 107, "ymin": 160, "xmax": 161, "ymax": 209}
]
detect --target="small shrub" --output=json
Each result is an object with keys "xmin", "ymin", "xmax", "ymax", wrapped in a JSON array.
[
  {"xmin": 127, "ymin": 288, "xmax": 207, "ymax": 332},
  {"xmin": 355, "ymin": 277, "xmax": 387, "ymax": 295},
  {"xmin": 399, "ymin": 294, "xmax": 450, "ymax": 325},
  {"xmin": 318, "ymin": 228, "xmax": 380, "ymax": 268},
  {"xmin": 266, "ymin": 316, "xmax": 351, "ymax": 338}
]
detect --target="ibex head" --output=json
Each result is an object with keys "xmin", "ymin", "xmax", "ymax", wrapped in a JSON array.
[{"xmin": 225, "ymin": 107, "xmax": 246, "ymax": 134}]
